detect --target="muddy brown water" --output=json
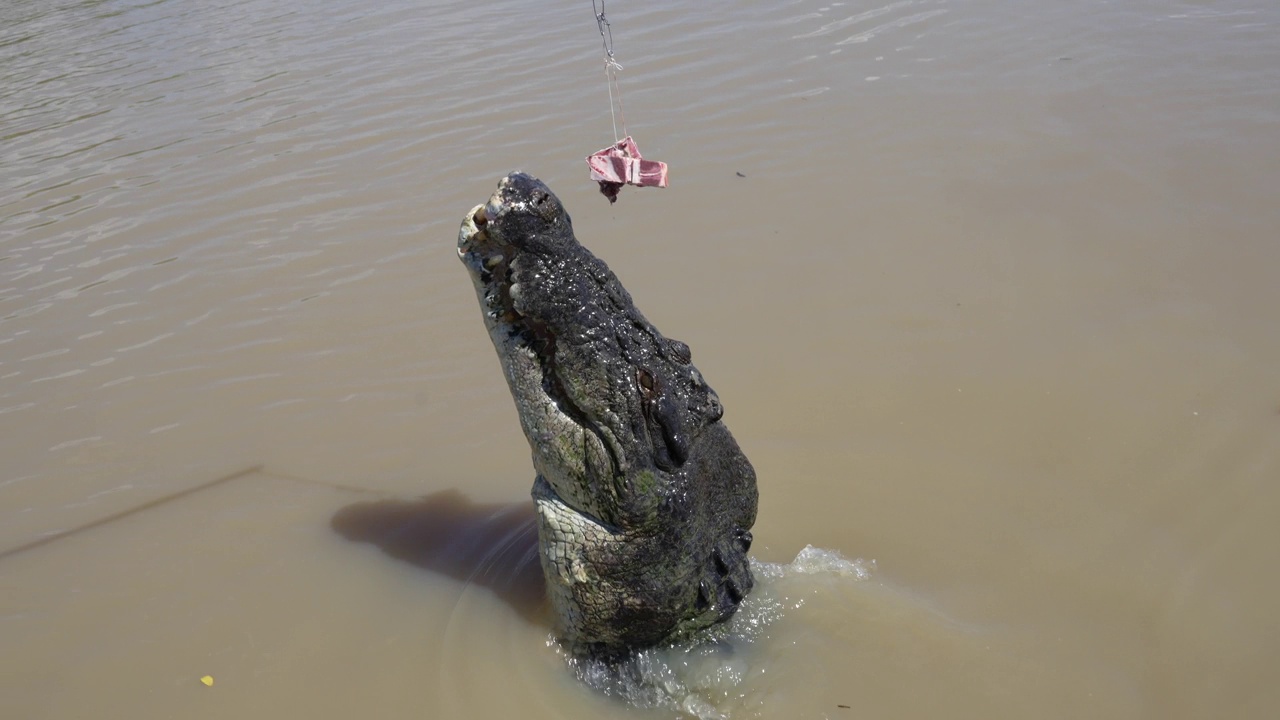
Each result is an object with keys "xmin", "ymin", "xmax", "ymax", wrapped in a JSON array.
[{"xmin": 3, "ymin": 1, "xmax": 1279, "ymax": 717}]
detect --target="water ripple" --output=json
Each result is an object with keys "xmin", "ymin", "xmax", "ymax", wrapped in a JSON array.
[
  {"xmin": 792, "ymin": 0, "xmax": 915, "ymax": 39},
  {"xmin": 0, "ymin": 5, "xmax": 1277, "ymax": 715}
]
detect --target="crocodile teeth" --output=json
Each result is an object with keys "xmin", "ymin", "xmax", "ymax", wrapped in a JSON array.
[{"xmin": 485, "ymin": 199, "xmax": 503, "ymax": 220}]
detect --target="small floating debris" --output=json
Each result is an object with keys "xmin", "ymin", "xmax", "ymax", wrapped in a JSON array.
[{"xmin": 200, "ymin": 675, "xmax": 214, "ymax": 687}]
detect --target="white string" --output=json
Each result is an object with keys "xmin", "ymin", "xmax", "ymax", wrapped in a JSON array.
[
  {"xmin": 605, "ymin": 57, "xmax": 627, "ymax": 142},
  {"xmin": 594, "ymin": 0, "xmax": 628, "ymax": 143}
]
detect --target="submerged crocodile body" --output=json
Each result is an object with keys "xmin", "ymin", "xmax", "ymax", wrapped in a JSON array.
[{"xmin": 456, "ymin": 172, "xmax": 759, "ymax": 655}]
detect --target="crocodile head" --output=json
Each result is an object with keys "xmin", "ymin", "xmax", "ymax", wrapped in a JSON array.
[{"xmin": 457, "ymin": 172, "xmax": 758, "ymax": 654}]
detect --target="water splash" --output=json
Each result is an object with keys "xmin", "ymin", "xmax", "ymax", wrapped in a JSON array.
[{"xmin": 559, "ymin": 545, "xmax": 876, "ymax": 719}]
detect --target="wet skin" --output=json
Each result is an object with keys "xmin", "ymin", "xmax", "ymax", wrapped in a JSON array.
[{"xmin": 457, "ymin": 173, "xmax": 759, "ymax": 656}]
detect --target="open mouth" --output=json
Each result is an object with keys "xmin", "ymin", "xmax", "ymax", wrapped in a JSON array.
[
  {"xmin": 457, "ymin": 191, "xmax": 569, "ymax": 416},
  {"xmin": 458, "ymin": 193, "xmax": 517, "ymax": 326},
  {"xmin": 457, "ymin": 199, "xmax": 500, "ymax": 261},
  {"xmin": 456, "ymin": 184, "xmax": 622, "ymax": 494}
]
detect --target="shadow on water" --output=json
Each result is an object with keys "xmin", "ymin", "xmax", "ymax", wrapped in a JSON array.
[{"xmin": 330, "ymin": 488, "xmax": 548, "ymax": 624}]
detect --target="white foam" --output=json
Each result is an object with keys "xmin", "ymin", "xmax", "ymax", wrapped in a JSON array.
[
  {"xmin": 751, "ymin": 544, "xmax": 875, "ymax": 581},
  {"xmin": 786, "ymin": 544, "xmax": 876, "ymax": 579},
  {"xmin": 565, "ymin": 545, "xmax": 874, "ymax": 718}
]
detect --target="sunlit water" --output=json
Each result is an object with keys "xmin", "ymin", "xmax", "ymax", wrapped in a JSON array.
[
  {"xmin": 3, "ymin": 0, "xmax": 1279, "ymax": 718},
  {"xmin": 568, "ymin": 548, "xmax": 877, "ymax": 720}
]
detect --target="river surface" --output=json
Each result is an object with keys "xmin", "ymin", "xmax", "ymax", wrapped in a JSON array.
[{"xmin": 3, "ymin": 0, "xmax": 1278, "ymax": 717}]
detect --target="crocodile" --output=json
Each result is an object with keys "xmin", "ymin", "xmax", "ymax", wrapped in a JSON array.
[{"xmin": 456, "ymin": 172, "xmax": 759, "ymax": 656}]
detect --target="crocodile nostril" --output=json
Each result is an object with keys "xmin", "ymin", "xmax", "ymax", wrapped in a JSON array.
[{"xmin": 473, "ymin": 206, "xmax": 488, "ymax": 228}]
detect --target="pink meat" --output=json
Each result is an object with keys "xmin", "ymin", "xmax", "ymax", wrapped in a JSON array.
[{"xmin": 586, "ymin": 136, "xmax": 668, "ymax": 191}]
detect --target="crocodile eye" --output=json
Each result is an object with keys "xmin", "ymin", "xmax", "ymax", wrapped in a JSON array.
[{"xmin": 637, "ymin": 368, "xmax": 655, "ymax": 396}]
